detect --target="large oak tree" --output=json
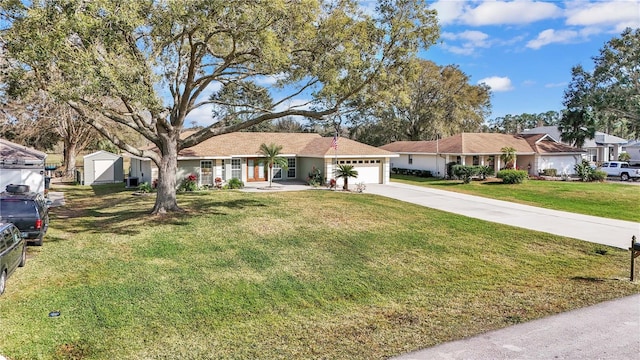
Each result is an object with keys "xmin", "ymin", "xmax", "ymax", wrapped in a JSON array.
[
  {"xmin": 349, "ymin": 59, "xmax": 491, "ymax": 146},
  {"xmin": 561, "ymin": 28, "xmax": 640, "ymax": 141},
  {"xmin": 1, "ymin": 0, "xmax": 439, "ymax": 213}
]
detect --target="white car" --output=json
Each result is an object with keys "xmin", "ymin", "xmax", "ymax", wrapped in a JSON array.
[{"xmin": 600, "ymin": 161, "xmax": 640, "ymax": 181}]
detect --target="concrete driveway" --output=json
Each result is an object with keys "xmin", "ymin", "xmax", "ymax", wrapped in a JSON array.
[
  {"xmin": 361, "ymin": 182, "xmax": 640, "ymax": 360},
  {"xmin": 366, "ymin": 183, "xmax": 639, "ymax": 249}
]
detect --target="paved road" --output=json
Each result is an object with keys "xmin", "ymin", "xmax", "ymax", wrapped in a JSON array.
[
  {"xmin": 367, "ymin": 183, "xmax": 639, "ymax": 249},
  {"xmin": 392, "ymin": 294, "xmax": 640, "ymax": 360}
]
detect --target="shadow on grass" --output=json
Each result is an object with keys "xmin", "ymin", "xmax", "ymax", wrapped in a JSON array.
[
  {"xmin": 90, "ymin": 183, "xmax": 131, "ymax": 196},
  {"xmin": 50, "ymin": 189, "xmax": 269, "ymax": 238}
]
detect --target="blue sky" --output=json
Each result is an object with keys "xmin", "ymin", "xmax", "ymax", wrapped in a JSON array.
[
  {"xmin": 185, "ymin": 0, "xmax": 640, "ymax": 127},
  {"xmin": 427, "ymin": 0, "xmax": 640, "ymax": 120}
]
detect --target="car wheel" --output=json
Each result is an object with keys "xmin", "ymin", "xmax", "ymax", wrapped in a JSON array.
[
  {"xmin": 621, "ymin": 173, "xmax": 629, "ymax": 181},
  {"xmin": 0, "ymin": 270, "xmax": 6, "ymax": 296},
  {"xmin": 19, "ymin": 244, "xmax": 26, "ymax": 267}
]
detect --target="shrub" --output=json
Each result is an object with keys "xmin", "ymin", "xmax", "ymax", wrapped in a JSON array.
[
  {"xmin": 476, "ymin": 165, "xmax": 494, "ymax": 180},
  {"xmin": 618, "ymin": 152, "xmax": 631, "ymax": 162},
  {"xmin": 178, "ymin": 174, "xmax": 198, "ymax": 191},
  {"xmin": 541, "ymin": 168, "xmax": 557, "ymax": 177},
  {"xmin": 574, "ymin": 159, "xmax": 606, "ymax": 182},
  {"xmin": 446, "ymin": 162, "xmax": 459, "ymax": 179},
  {"xmin": 592, "ymin": 170, "xmax": 607, "ymax": 182},
  {"xmin": 452, "ymin": 165, "xmax": 478, "ymax": 184},
  {"xmin": 226, "ymin": 178, "xmax": 244, "ymax": 189},
  {"xmin": 137, "ymin": 182, "xmax": 153, "ymax": 193},
  {"xmin": 497, "ymin": 169, "xmax": 528, "ymax": 184},
  {"xmin": 306, "ymin": 166, "xmax": 324, "ymax": 187}
]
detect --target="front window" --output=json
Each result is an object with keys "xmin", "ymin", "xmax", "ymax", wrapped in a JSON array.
[
  {"xmin": 231, "ymin": 158, "xmax": 242, "ymax": 179},
  {"xmin": 273, "ymin": 163, "xmax": 283, "ymax": 179},
  {"xmin": 200, "ymin": 160, "xmax": 213, "ymax": 186},
  {"xmin": 287, "ymin": 158, "xmax": 296, "ymax": 178},
  {"xmin": 408, "ymin": 155, "xmax": 413, "ymax": 165}
]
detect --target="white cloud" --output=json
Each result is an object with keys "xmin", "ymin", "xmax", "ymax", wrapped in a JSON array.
[
  {"xmin": 431, "ymin": 0, "xmax": 466, "ymax": 25},
  {"xmin": 478, "ymin": 76, "xmax": 514, "ymax": 92},
  {"xmin": 545, "ymin": 82, "xmax": 568, "ymax": 88},
  {"xmin": 440, "ymin": 30, "xmax": 491, "ymax": 55},
  {"xmin": 565, "ymin": 0, "xmax": 640, "ymax": 29},
  {"xmin": 526, "ymin": 28, "xmax": 580, "ymax": 49},
  {"xmin": 185, "ymin": 104, "xmax": 215, "ymax": 127},
  {"xmin": 458, "ymin": 0, "xmax": 562, "ymax": 26}
]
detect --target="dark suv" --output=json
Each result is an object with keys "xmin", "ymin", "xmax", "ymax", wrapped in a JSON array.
[
  {"xmin": 0, "ymin": 185, "xmax": 50, "ymax": 246},
  {"xmin": 0, "ymin": 222, "xmax": 26, "ymax": 295}
]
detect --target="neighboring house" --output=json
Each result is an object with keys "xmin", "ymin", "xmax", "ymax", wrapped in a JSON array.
[
  {"xmin": 522, "ymin": 126, "xmax": 627, "ymax": 164},
  {"xmin": 621, "ymin": 140, "xmax": 640, "ymax": 166},
  {"xmin": 380, "ymin": 133, "xmax": 585, "ymax": 177},
  {"xmin": 82, "ymin": 150, "xmax": 124, "ymax": 186},
  {"xmin": 128, "ymin": 132, "xmax": 398, "ymax": 188},
  {"xmin": 0, "ymin": 138, "xmax": 47, "ymax": 194}
]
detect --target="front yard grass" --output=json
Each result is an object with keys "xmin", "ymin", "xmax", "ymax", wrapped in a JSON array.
[
  {"xmin": 0, "ymin": 184, "xmax": 638, "ymax": 359},
  {"xmin": 391, "ymin": 175, "xmax": 640, "ymax": 222}
]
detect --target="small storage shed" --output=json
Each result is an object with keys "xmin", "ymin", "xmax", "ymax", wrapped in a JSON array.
[
  {"xmin": 0, "ymin": 138, "xmax": 47, "ymax": 194},
  {"xmin": 82, "ymin": 151, "xmax": 124, "ymax": 185}
]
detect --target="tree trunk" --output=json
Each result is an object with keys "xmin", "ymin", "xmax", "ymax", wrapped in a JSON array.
[
  {"xmin": 64, "ymin": 141, "xmax": 78, "ymax": 178},
  {"xmin": 151, "ymin": 134, "xmax": 182, "ymax": 214}
]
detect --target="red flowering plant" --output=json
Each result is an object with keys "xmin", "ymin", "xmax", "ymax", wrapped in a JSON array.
[{"xmin": 179, "ymin": 173, "xmax": 199, "ymax": 192}]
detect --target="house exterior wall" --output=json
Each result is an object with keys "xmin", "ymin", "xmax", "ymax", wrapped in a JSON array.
[
  {"xmin": 299, "ymin": 158, "xmax": 325, "ymax": 184},
  {"xmin": 622, "ymin": 144, "xmax": 640, "ymax": 165},
  {"xmin": 391, "ymin": 154, "xmax": 439, "ymax": 174},
  {"xmin": 536, "ymin": 155, "xmax": 581, "ymax": 175},
  {"xmin": 128, "ymin": 157, "xmax": 154, "ymax": 185}
]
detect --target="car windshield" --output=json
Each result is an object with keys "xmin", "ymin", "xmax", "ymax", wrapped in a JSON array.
[{"xmin": 0, "ymin": 199, "xmax": 37, "ymax": 217}]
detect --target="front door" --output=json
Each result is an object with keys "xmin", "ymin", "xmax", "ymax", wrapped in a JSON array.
[{"xmin": 247, "ymin": 158, "xmax": 267, "ymax": 182}]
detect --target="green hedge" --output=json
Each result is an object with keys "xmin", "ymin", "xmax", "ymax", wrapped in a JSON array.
[{"xmin": 497, "ymin": 169, "xmax": 528, "ymax": 184}]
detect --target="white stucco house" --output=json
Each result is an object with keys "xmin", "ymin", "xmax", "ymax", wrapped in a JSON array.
[
  {"xmin": 380, "ymin": 132, "xmax": 585, "ymax": 178},
  {"xmin": 521, "ymin": 126, "xmax": 627, "ymax": 164},
  {"xmin": 0, "ymin": 138, "xmax": 47, "ymax": 194},
  {"xmin": 128, "ymin": 132, "xmax": 398, "ymax": 189}
]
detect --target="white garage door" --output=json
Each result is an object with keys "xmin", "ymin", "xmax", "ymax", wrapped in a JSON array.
[
  {"xmin": 94, "ymin": 160, "xmax": 114, "ymax": 183},
  {"xmin": 336, "ymin": 159, "xmax": 382, "ymax": 186},
  {"xmin": 353, "ymin": 164, "xmax": 380, "ymax": 184}
]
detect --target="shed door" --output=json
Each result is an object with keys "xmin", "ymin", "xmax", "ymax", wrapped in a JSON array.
[{"xmin": 94, "ymin": 160, "xmax": 114, "ymax": 183}]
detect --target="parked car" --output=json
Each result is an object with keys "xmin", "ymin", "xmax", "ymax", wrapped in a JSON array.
[
  {"xmin": 0, "ymin": 222, "xmax": 26, "ymax": 295},
  {"xmin": 0, "ymin": 185, "xmax": 50, "ymax": 246},
  {"xmin": 600, "ymin": 161, "xmax": 640, "ymax": 181}
]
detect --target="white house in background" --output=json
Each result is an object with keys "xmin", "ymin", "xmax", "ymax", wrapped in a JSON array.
[
  {"xmin": 0, "ymin": 138, "xmax": 47, "ymax": 193},
  {"xmin": 622, "ymin": 140, "xmax": 640, "ymax": 165},
  {"xmin": 128, "ymin": 132, "xmax": 398, "ymax": 189},
  {"xmin": 82, "ymin": 150, "xmax": 124, "ymax": 186},
  {"xmin": 380, "ymin": 133, "xmax": 585, "ymax": 177},
  {"xmin": 521, "ymin": 126, "xmax": 627, "ymax": 164}
]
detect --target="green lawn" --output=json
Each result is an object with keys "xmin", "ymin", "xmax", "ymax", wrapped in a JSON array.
[
  {"xmin": 391, "ymin": 175, "xmax": 640, "ymax": 222},
  {"xmin": 0, "ymin": 184, "xmax": 638, "ymax": 359}
]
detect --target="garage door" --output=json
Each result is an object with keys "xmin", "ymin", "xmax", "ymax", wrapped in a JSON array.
[
  {"xmin": 94, "ymin": 160, "xmax": 114, "ymax": 183},
  {"xmin": 336, "ymin": 159, "xmax": 382, "ymax": 186}
]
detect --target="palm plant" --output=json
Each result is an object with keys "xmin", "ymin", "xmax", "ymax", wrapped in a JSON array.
[
  {"xmin": 500, "ymin": 146, "xmax": 516, "ymax": 169},
  {"xmin": 335, "ymin": 164, "xmax": 359, "ymax": 190},
  {"xmin": 258, "ymin": 143, "xmax": 288, "ymax": 187}
]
